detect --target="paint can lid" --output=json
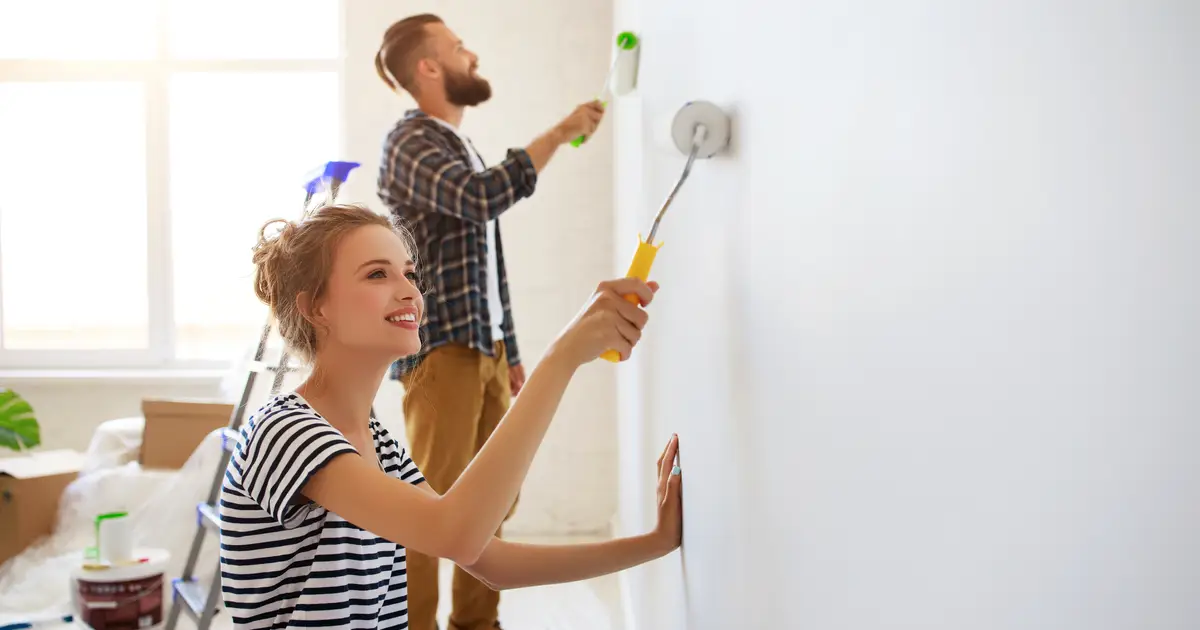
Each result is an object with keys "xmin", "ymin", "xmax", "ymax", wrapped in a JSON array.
[{"xmin": 71, "ymin": 548, "xmax": 170, "ymax": 583}]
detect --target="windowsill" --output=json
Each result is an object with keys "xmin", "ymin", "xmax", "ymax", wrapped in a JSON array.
[{"xmin": 0, "ymin": 368, "xmax": 228, "ymax": 385}]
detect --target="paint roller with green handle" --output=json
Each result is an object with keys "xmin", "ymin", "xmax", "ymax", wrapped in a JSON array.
[{"xmin": 571, "ymin": 31, "xmax": 640, "ymax": 148}]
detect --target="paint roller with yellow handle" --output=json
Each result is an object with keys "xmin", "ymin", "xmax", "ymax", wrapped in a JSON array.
[
  {"xmin": 602, "ymin": 100, "xmax": 732, "ymax": 362},
  {"xmin": 600, "ymin": 236, "xmax": 662, "ymax": 362}
]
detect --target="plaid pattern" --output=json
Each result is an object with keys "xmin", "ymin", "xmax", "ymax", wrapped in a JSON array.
[{"xmin": 378, "ymin": 109, "xmax": 538, "ymax": 378}]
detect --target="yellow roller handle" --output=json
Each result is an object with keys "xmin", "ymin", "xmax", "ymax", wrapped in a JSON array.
[{"xmin": 601, "ymin": 235, "xmax": 662, "ymax": 363}]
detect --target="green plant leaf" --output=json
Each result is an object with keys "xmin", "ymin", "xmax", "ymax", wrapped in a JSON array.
[{"xmin": 0, "ymin": 388, "xmax": 40, "ymax": 451}]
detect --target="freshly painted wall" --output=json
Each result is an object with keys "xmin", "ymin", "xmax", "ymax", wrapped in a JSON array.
[{"xmin": 613, "ymin": 2, "xmax": 1200, "ymax": 629}]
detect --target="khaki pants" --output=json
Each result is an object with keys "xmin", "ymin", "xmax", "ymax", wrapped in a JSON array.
[{"xmin": 400, "ymin": 342, "xmax": 517, "ymax": 630}]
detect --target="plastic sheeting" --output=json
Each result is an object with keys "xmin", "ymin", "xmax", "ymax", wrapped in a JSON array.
[
  {"xmin": 77, "ymin": 416, "xmax": 144, "ymax": 477},
  {"xmin": 0, "ymin": 335, "xmax": 306, "ymax": 623},
  {"xmin": 0, "ymin": 425, "xmax": 227, "ymax": 622}
]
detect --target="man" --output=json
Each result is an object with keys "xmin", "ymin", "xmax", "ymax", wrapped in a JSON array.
[{"xmin": 374, "ymin": 13, "xmax": 605, "ymax": 630}]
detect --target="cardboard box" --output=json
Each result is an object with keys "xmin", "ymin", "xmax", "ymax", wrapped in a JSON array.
[
  {"xmin": 140, "ymin": 398, "xmax": 234, "ymax": 470},
  {"xmin": 0, "ymin": 449, "xmax": 86, "ymax": 566}
]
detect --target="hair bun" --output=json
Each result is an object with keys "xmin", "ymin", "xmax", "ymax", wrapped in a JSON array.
[{"xmin": 251, "ymin": 218, "xmax": 295, "ymax": 308}]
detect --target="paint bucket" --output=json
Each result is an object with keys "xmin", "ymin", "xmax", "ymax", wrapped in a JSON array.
[{"xmin": 70, "ymin": 548, "xmax": 170, "ymax": 630}]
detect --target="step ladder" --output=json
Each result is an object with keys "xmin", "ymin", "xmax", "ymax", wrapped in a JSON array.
[{"xmin": 165, "ymin": 161, "xmax": 361, "ymax": 630}]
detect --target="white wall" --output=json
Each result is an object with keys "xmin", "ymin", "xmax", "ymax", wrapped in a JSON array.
[
  {"xmin": 11, "ymin": 1, "xmax": 618, "ymax": 537},
  {"xmin": 615, "ymin": 2, "xmax": 1200, "ymax": 629}
]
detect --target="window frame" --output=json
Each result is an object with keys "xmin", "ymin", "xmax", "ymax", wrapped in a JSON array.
[{"xmin": 0, "ymin": 3, "xmax": 341, "ymax": 371}]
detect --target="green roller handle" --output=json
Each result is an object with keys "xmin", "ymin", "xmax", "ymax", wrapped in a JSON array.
[
  {"xmin": 572, "ymin": 32, "xmax": 638, "ymax": 148},
  {"xmin": 570, "ymin": 100, "xmax": 607, "ymax": 147}
]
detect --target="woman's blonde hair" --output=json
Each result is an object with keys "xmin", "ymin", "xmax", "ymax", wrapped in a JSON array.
[{"xmin": 251, "ymin": 203, "xmax": 416, "ymax": 364}]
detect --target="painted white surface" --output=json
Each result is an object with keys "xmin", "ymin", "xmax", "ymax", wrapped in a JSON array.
[{"xmin": 614, "ymin": 1, "xmax": 1200, "ymax": 629}]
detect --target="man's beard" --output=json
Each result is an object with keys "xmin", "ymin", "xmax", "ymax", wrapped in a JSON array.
[{"xmin": 444, "ymin": 68, "xmax": 492, "ymax": 107}]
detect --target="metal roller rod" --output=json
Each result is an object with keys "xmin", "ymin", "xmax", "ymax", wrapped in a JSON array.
[{"xmin": 646, "ymin": 123, "xmax": 708, "ymax": 244}]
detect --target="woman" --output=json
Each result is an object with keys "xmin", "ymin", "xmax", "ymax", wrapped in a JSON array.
[{"xmin": 217, "ymin": 203, "xmax": 682, "ymax": 629}]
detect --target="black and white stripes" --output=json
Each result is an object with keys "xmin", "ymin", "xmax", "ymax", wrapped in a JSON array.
[{"xmin": 219, "ymin": 393, "xmax": 425, "ymax": 629}]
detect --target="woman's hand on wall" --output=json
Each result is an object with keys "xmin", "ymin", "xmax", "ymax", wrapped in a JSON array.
[{"xmin": 653, "ymin": 433, "xmax": 683, "ymax": 554}]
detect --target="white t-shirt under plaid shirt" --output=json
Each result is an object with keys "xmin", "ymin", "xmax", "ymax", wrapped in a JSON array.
[{"xmin": 219, "ymin": 393, "xmax": 426, "ymax": 629}]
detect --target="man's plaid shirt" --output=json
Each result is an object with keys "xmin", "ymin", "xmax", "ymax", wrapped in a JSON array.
[{"xmin": 378, "ymin": 109, "xmax": 538, "ymax": 378}]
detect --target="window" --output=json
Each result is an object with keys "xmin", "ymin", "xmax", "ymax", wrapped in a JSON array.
[
  {"xmin": 169, "ymin": 72, "xmax": 339, "ymax": 360},
  {"xmin": 0, "ymin": 0, "xmax": 341, "ymax": 369},
  {"xmin": 0, "ymin": 82, "xmax": 150, "ymax": 352}
]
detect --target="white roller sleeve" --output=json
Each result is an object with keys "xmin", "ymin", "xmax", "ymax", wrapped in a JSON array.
[{"xmin": 612, "ymin": 44, "xmax": 641, "ymax": 97}]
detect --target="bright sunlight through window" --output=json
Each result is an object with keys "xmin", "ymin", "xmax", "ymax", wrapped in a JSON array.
[{"xmin": 0, "ymin": 0, "xmax": 341, "ymax": 368}]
